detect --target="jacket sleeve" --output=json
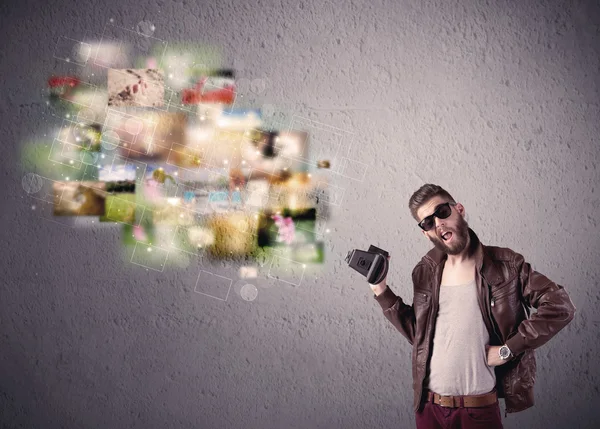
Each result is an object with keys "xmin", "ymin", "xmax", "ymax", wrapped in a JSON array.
[
  {"xmin": 505, "ymin": 252, "xmax": 576, "ymax": 356},
  {"xmin": 373, "ymin": 266, "xmax": 419, "ymax": 346}
]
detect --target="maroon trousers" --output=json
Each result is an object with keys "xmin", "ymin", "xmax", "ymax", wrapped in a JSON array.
[{"xmin": 415, "ymin": 397, "xmax": 504, "ymax": 429}]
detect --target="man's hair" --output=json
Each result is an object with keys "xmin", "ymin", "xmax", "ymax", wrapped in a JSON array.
[{"xmin": 408, "ymin": 184, "xmax": 456, "ymax": 222}]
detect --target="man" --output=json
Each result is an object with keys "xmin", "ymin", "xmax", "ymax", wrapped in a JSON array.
[{"xmin": 371, "ymin": 184, "xmax": 576, "ymax": 429}]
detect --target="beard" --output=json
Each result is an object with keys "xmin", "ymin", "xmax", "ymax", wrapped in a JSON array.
[{"xmin": 429, "ymin": 214, "xmax": 470, "ymax": 256}]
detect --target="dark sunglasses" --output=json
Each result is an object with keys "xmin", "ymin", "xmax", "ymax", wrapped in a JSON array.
[{"xmin": 417, "ymin": 202, "xmax": 456, "ymax": 231}]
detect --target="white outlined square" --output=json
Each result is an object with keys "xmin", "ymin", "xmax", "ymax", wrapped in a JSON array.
[
  {"xmin": 53, "ymin": 36, "xmax": 92, "ymax": 66},
  {"xmin": 194, "ymin": 270, "xmax": 232, "ymax": 301},
  {"xmin": 312, "ymin": 181, "xmax": 344, "ymax": 207},
  {"xmin": 103, "ymin": 194, "xmax": 146, "ymax": 227},
  {"xmin": 58, "ymin": 82, "xmax": 104, "ymax": 110},
  {"xmin": 96, "ymin": 23, "xmax": 168, "ymax": 70},
  {"xmin": 338, "ymin": 156, "xmax": 368, "ymax": 182},
  {"xmin": 130, "ymin": 241, "xmax": 169, "ymax": 271},
  {"xmin": 102, "ymin": 109, "xmax": 159, "ymax": 157},
  {"xmin": 287, "ymin": 116, "xmax": 346, "ymax": 166},
  {"xmin": 48, "ymin": 139, "xmax": 84, "ymax": 170},
  {"xmin": 170, "ymin": 225, "xmax": 211, "ymax": 256},
  {"xmin": 26, "ymin": 175, "xmax": 78, "ymax": 229},
  {"xmin": 267, "ymin": 255, "xmax": 305, "ymax": 287}
]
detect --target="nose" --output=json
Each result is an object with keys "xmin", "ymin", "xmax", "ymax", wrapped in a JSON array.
[{"xmin": 435, "ymin": 216, "xmax": 445, "ymax": 229}]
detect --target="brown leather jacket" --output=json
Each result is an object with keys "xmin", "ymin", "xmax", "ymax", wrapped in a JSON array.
[{"xmin": 374, "ymin": 227, "xmax": 576, "ymax": 415}]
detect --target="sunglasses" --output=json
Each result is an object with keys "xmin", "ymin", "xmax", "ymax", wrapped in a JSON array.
[{"xmin": 417, "ymin": 202, "xmax": 456, "ymax": 231}]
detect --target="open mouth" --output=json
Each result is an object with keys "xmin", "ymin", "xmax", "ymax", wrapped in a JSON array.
[{"xmin": 441, "ymin": 231, "xmax": 453, "ymax": 242}]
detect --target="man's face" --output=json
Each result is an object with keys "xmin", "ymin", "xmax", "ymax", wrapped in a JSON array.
[{"xmin": 416, "ymin": 196, "xmax": 470, "ymax": 256}]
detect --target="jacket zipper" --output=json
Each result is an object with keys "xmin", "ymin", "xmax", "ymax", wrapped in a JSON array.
[
  {"xmin": 417, "ymin": 264, "xmax": 441, "ymax": 407},
  {"xmin": 480, "ymin": 272, "xmax": 501, "ymax": 341},
  {"xmin": 481, "ymin": 272, "xmax": 512, "ymax": 417}
]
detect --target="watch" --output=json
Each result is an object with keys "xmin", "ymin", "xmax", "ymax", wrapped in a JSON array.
[{"xmin": 499, "ymin": 344, "xmax": 513, "ymax": 360}]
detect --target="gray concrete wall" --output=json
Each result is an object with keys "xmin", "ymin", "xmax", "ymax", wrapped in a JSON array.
[{"xmin": 1, "ymin": 0, "xmax": 599, "ymax": 428}]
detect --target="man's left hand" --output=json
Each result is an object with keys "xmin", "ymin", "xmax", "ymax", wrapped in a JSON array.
[{"xmin": 486, "ymin": 345, "xmax": 510, "ymax": 367}]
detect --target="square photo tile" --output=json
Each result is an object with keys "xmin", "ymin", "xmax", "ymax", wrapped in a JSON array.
[{"xmin": 108, "ymin": 68, "xmax": 164, "ymax": 107}]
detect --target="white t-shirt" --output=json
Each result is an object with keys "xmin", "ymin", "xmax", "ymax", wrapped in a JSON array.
[{"xmin": 425, "ymin": 279, "xmax": 496, "ymax": 395}]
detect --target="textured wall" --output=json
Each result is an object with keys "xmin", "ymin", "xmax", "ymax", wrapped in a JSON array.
[{"xmin": 1, "ymin": 0, "xmax": 599, "ymax": 428}]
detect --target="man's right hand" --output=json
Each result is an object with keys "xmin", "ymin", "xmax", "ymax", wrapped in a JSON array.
[{"xmin": 369, "ymin": 255, "xmax": 390, "ymax": 296}]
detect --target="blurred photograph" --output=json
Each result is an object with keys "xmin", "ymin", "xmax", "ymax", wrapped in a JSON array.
[
  {"xmin": 177, "ymin": 167, "xmax": 232, "ymax": 215},
  {"xmin": 256, "ymin": 207, "xmax": 316, "ymax": 248},
  {"xmin": 100, "ymin": 180, "xmax": 137, "ymax": 223},
  {"xmin": 53, "ymin": 181, "xmax": 106, "ymax": 216},
  {"xmin": 107, "ymin": 111, "xmax": 186, "ymax": 161},
  {"xmin": 215, "ymin": 108, "xmax": 262, "ymax": 130},
  {"xmin": 240, "ymin": 129, "xmax": 309, "ymax": 180},
  {"xmin": 122, "ymin": 215, "xmax": 155, "ymax": 246},
  {"xmin": 206, "ymin": 212, "xmax": 258, "ymax": 258},
  {"xmin": 182, "ymin": 69, "xmax": 235, "ymax": 105},
  {"xmin": 108, "ymin": 68, "xmax": 164, "ymax": 107},
  {"xmin": 140, "ymin": 164, "xmax": 180, "ymax": 206},
  {"xmin": 151, "ymin": 43, "xmax": 222, "ymax": 91}
]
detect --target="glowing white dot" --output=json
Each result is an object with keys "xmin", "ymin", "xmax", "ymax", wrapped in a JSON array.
[
  {"xmin": 200, "ymin": 116, "xmax": 205, "ymax": 121},
  {"xmin": 66, "ymin": 114, "xmax": 70, "ymax": 118},
  {"xmin": 147, "ymin": 247, "xmax": 152, "ymax": 252},
  {"xmin": 31, "ymin": 205, "xmax": 36, "ymax": 210},
  {"xmin": 66, "ymin": 177, "xmax": 70, "ymax": 180},
  {"xmin": 308, "ymin": 173, "xmax": 312, "ymax": 177},
  {"xmin": 101, "ymin": 154, "xmax": 105, "ymax": 158},
  {"xmin": 223, "ymin": 160, "xmax": 228, "ymax": 164},
  {"xmin": 326, "ymin": 229, "xmax": 330, "ymax": 233},
  {"xmin": 302, "ymin": 264, "xmax": 306, "ymax": 268}
]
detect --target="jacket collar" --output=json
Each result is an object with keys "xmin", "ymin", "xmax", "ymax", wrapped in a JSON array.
[{"xmin": 422, "ymin": 227, "xmax": 505, "ymax": 286}]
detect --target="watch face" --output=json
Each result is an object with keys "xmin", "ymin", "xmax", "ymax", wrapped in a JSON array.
[{"xmin": 500, "ymin": 346, "xmax": 510, "ymax": 358}]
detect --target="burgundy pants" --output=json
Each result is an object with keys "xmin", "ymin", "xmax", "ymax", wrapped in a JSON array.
[{"xmin": 415, "ymin": 397, "xmax": 504, "ymax": 429}]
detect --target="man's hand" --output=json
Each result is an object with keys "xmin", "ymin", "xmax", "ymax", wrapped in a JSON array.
[
  {"xmin": 369, "ymin": 255, "xmax": 390, "ymax": 296},
  {"xmin": 486, "ymin": 345, "xmax": 510, "ymax": 367}
]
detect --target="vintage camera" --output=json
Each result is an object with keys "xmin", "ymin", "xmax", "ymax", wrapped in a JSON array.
[{"xmin": 345, "ymin": 245, "xmax": 389, "ymax": 284}]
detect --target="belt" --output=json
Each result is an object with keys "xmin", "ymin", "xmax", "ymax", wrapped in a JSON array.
[{"xmin": 425, "ymin": 389, "xmax": 497, "ymax": 408}]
